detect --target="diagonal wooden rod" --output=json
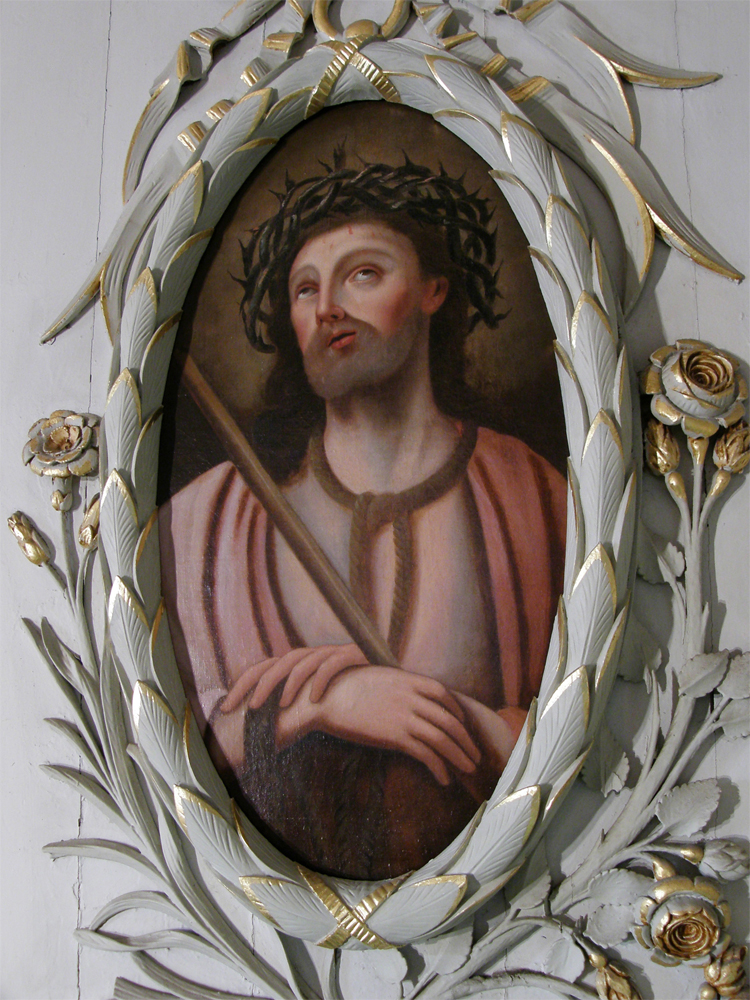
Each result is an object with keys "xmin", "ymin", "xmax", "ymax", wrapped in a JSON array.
[{"xmin": 178, "ymin": 353, "xmax": 397, "ymax": 668}]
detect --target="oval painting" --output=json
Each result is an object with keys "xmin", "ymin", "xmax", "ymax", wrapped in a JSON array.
[{"xmin": 157, "ymin": 102, "xmax": 567, "ymax": 880}]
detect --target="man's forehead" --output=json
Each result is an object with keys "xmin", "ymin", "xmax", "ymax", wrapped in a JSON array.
[{"xmin": 290, "ymin": 220, "xmax": 418, "ymax": 271}]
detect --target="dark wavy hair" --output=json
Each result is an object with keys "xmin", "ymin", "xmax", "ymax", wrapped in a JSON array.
[{"xmin": 237, "ymin": 161, "xmax": 506, "ymax": 481}]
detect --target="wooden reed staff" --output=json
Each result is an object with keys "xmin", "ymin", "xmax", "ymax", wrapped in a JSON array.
[{"xmin": 178, "ymin": 353, "xmax": 398, "ymax": 669}]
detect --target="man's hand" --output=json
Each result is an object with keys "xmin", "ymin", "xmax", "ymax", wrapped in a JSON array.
[
  {"xmin": 276, "ymin": 665, "xmax": 482, "ymax": 786},
  {"xmin": 221, "ymin": 643, "xmax": 368, "ymax": 713}
]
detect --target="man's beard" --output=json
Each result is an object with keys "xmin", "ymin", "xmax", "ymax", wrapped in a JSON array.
[{"xmin": 302, "ymin": 316, "xmax": 425, "ymax": 401}]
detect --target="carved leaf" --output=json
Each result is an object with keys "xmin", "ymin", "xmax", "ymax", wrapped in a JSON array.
[
  {"xmin": 586, "ymin": 902, "xmax": 637, "ymax": 947},
  {"xmin": 100, "ymin": 471, "xmax": 139, "ymax": 582},
  {"xmin": 204, "ymin": 138, "xmax": 278, "ymax": 230},
  {"xmin": 571, "ymin": 293, "xmax": 617, "ymax": 419},
  {"xmin": 543, "ymin": 749, "xmax": 590, "ymax": 821},
  {"xmin": 592, "ymin": 240, "xmax": 620, "ymax": 339},
  {"xmin": 719, "ymin": 653, "xmax": 750, "ymax": 700},
  {"xmin": 91, "ymin": 890, "xmax": 184, "ymax": 930},
  {"xmin": 132, "ymin": 410, "xmax": 163, "ymax": 524},
  {"xmin": 507, "ymin": 838, "xmax": 551, "ymax": 911},
  {"xmin": 149, "ymin": 606, "xmax": 188, "ymax": 719},
  {"xmin": 233, "ymin": 803, "xmax": 311, "ymax": 884},
  {"xmin": 529, "ymin": 249, "xmax": 573, "ymax": 349},
  {"xmin": 108, "ymin": 578, "xmax": 152, "ymax": 688},
  {"xmin": 542, "ymin": 934, "xmax": 586, "ymax": 984},
  {"xmin": 75, "ymin": 927, "xmax": 216, "ymax": 956},
  {"xmin": 132, "ymin": 681, "xmax": 187, "ymax": 787},
  {"xmin": 412, "ymin": 923, "xmax": 473, "ymax": 977},
  {"xmin": 115, "ymin": 952, "xmax": 258, "ymax": 1000},
  {"xmin": 611, "ymin": 470, "xmax": 637, "ymax": 602},
  {"xmin": 566, "ymin": 547, "xmax": 617, "ymax": 671},
  {"xmin": 521, "ymin": 667, "xmax": 589, "ymax": 788},
  {"xmin": 589, "ymin": 869, "xmax": 652, "ymax": 905},
  {"xmin": 612, "ymin": 345, "xmax": 633, "ymax": 460},
  {"xmin": 239, "ymin": 876, "xmax": 336, "ymax": 940},
  {"xmin": 43, "ymin": 838, "xmax": 159, "ymax": 879},
  {"xmin": 427, "ymin": 55, "xmax": 513, "ymax": 124},
  {"xmin": 582, "ymin": 722, "xmax": 629, "ymax": 796},
  {"xmin": 538, "ymin": 604, "xmax": 566, "ymax": 708},
  {"xmin": 453, "ymin": 786, "xmax": 540, "ymax": 883},
  {"xmin": 104, "ymin": 371, "xmax": 141, "ymax": 475},
  {"xmin": 718, "ymin": 699, "xmax": 750, "ymax": 740},
  {"xmin": 133, "ymin": 514, "xmax": 161, "ymax": 622},
  {"xmin": 338, "ymin": 950, "xmax": 408, "ymax": 1000},
  {"xmin": 148, "ymin": 161, "xmax": 204, "ymax": 275},
  {"xmin": 545, "ymin": 196, "xmax": 592, "ymax": 308},
  {"xmin": 677, "ymin": 650, "xmax": 730, "ymax": 699},
  {"xmin": 491, "ymin": 172, "xmax": 546, "ymax": 247},
  {"xmin": 656, "ymin": 779, "xmax": 721, "ymax": 837},
  {"xmin": 618, "ymin": 614, "xmax": 661, "ymax": 682},
  {"xmin": 41, "ymin": 765, "xmax": 127, "ymax": 834},
  {"xmin": 580, "ymin": 413, "xmax": 625, "ymax": 550},
  {"xmin": 158, "ymin": 230, "xmax": 213, "ymax": 323},
  {"xmin": 176, "ymin": 707, "xmax": 229, "ymax": 808},
  {"xmin": 262, "ymin": 86, "xmax": 313, "ymax": 140},
  {"xmin": 120, "ymin": 268, "xmax": 158, "ymax": 371},
  {"xmin": 45, "ymin": 718, "xmax": 104, "ymax": 781},
  {"xmin": 39, "ymin": 618, "xmax": 90, "ymax": 695},
  {"xmin": 554, "ymin": 342, "xmax": 589, "ymax": 475},
  {"xmin": 174, "ymin": 787, "xmax": 256, "ymax": 881},
  {"xmin": 367, "ymin": 876, "xmax": 467, "ymax": 942},
  {"xmin": 201, "ymin": 89, "xmax": 271, "ymax": 174},
  {"xmin": 636, "ymin": 525, "xmax": 685, "ymax": 585},
  {"xmin": 500, "ymin": 112, "xmax": 558, "ymax": 212},
  {"xmin": 139, "ymin": 316, "xmax": 180, "ymax": 418},
  {"xmin": 593, "ymin": 608, "xmax": 628, "ymax": 709}
]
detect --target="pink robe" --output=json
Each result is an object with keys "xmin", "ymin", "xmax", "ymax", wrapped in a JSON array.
[{"xmin": 159, "ymin": 428, "xmax": 566, "ymax": 877}]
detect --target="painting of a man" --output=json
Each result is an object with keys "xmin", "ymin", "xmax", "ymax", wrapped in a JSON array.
[{"xmin": 159, "ymin": 162, "xmax": 566, "ymax": 880}]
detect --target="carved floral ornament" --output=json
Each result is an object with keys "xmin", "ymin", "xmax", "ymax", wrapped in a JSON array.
[{"xmin": 8, "ymin": 2, "xmax": 749, "ymax": 999}]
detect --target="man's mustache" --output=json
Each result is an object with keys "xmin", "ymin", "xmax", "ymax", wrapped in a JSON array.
[{"xmin": 308, "ymin": 318, "xmax": 375, "ymax": 352}]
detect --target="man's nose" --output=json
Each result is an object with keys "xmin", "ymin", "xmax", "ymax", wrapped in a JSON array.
[{"xmin": 315, "ymin": 282, "xmax": 345, "ymax": 324}]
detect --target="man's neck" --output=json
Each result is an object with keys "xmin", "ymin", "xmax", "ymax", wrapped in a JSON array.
[{"xmin": 321, "ymin": 347, "xmax": 459, "ymax": 495}]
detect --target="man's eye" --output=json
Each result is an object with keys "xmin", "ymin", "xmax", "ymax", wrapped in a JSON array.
[{"xmin": 351, "ymin": 267, "xmax": 377, "ymax": 282}]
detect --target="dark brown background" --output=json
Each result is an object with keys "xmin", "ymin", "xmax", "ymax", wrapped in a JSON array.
[{"xmin": 158, "ymin": 102, "xmax": 567, "ymax": 499}]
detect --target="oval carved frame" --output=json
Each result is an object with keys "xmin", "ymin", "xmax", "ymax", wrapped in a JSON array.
[{"xmin": 94, "ymin": 3, "xmax": 636, "ymax": 962}]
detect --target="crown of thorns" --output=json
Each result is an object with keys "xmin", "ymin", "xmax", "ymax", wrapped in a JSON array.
[{"xmin": 237, "ymin": 160, "xmax": 504, "ymax": 353}]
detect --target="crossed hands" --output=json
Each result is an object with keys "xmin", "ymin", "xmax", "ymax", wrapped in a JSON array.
[{"xmin": 219, "ymin": 644, "xmax": 481, "ymax": 786}]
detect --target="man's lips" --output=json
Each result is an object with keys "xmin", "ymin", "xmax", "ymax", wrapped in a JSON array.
[{"xmin": 327, "ymin": 330, "xmax": 357, "ymax": 350}]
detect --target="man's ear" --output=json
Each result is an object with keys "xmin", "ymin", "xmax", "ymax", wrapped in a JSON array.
[{"xmin": 421, "ymin": 276, "xmax": 449, "ymax": 316}]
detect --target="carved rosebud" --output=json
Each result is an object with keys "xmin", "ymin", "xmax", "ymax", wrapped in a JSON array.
[
  {"xmin": 713, "ymin": 422, "xmax": 750, "ymax": 474},
  {"xmin": 704, "ymin": 944, "xmax": 748, "ymax": 998},
  {"xmin": 699, "ymin": 841, "xmax": 750, "ymax": 882},
  {"xmin": 7, "ymin": 511, "xmax": 51, "ymax": 566},
  {"xmin": 595, "ymin": 960, "xmax": 642, "ymax": 1000},
  {"xmin": 636, "ymin": 874, "xmax": 731, "ymax": 967},
  {"xmin": 645, "ymin": 419, "xmax": 681, "ymax": 476},
  {"xmin": 78, "ymin": 494, "xmax": 101, "ymax": 550},
  {"xmin": 641, "ymin": 341, "xmax": 746, "ymax": 438}
]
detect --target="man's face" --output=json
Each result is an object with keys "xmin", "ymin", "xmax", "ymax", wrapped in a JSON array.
[{"xmin": 287, "ymin": 222, "xmax": 448, "ymax": 400}]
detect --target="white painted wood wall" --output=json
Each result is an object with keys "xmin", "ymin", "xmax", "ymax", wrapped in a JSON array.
[{"xmin": 1, "ymin": 3, "xmax": 747, "ymax": 997}]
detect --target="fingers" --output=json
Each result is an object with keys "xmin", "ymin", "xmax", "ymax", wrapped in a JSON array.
[
  {"xmin": 409, "ymin": 674, "xmax": 466, "ymax": 724},
  {"xmin": 248, "ymin": 647, "xmax": 319, "ymax": 709},
  {"xmin": 279, "ymin": 645, "xmax": 354, "ymax": 708},
  {"xmin": 308, "ymin": 644, "xmax": 367, "ymax": 703},
  {"xmin": 413, "ymin": 698, "xmax": 481, "ymax": 766},
  {"xmin": 221, "ymin": 656, "xmax": 277, "ymax": 712},
  {"xmin": 400, "ymin": 736, "xmax": 451, "ymax": 786},
  {"xmin": 408, "ymin": 715, "xmax": 478, "ymax": 776}
]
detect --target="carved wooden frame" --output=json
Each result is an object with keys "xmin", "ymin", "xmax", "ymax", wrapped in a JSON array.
[{"xmin": 13, "ymin": 3, "xmax": 748, "ymax": 999}]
